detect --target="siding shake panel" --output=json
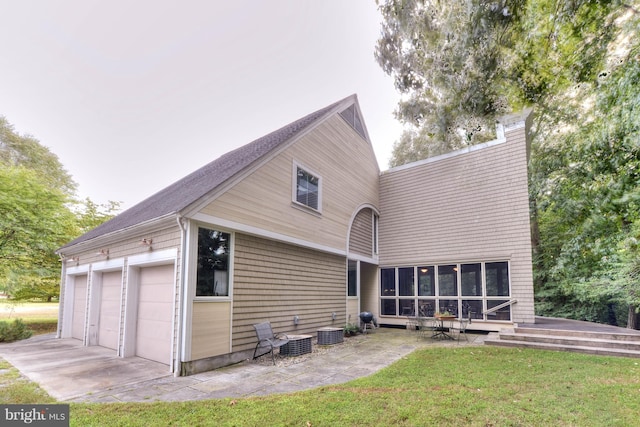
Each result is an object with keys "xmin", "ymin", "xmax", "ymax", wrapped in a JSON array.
[
  {"xmin": 232, "ymin": 233, "xmax": 346, "ymax": 351},
  {"xmin": 379, "ymin": 125, "xmax": 534, "ymax": 323}
]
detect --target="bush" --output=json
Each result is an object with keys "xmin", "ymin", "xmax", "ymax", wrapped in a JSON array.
[
  {"xmin": 0, "ymin": 319, "xmax": 33, "ymax": 343},
  {"xmin": 343, "ymin": 323, "xmax": 360, "ymax": 336}
]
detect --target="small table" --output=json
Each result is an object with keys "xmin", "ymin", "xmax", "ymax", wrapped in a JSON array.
[
  {"xmin": 432, "ymin": 316, "xmax": 456, "ymax": 340},
  {"xmin": 280, "ymin": 334, "xmax": 313, "ymax": 357}
]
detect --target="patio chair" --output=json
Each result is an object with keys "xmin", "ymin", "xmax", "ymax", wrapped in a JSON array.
[
  {"xmin": 404, "ymin": 307, "xmax": 418, "ymax": 331},
  {"xmin": 252, "ymin": 322, "xmax": 289, "ymax": 364},
  {"xmin": 451, "ymin": 313, "xmax": 472, "ymax": 343},
  {"xmin": 406, "ymin": 316, "xmax": 419, "ymax": 331},
  {"xmin": 416, "ymin": 317, "xmax": 436, "ymax": 340}
]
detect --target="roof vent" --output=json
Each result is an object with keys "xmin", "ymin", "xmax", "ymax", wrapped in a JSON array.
[{"xmin": 339, "ymin": 104, "xmax": 367, "ymax": 140}]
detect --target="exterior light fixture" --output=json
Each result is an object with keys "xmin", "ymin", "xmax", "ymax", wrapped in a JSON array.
[
  {"xmin": 140, "ymin": 238, "xmax": 153, "ymax": 251},
  {"xmin": 293, "ymin": 315, "xmax": 300, "ymax": 325},
  {"xmin": 97, "ymin": 249, "xmax": 109, "ymax": 258}
]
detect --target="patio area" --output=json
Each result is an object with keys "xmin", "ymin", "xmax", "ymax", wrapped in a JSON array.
[{"xmin": 0, "ymin": 327, "xmax": 486, "ymax": 402}]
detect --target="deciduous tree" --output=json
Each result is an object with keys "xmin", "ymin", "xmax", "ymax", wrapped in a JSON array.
[
  {"xmin": 0, "ymin": 117, "xmax": 119, "ymax": 300},
  {"xmin": 376, "ymin": 0, "xmax": 640, "ymax": 326}
]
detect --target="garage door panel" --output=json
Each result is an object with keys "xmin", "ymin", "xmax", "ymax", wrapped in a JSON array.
[
  {"xmin": 136, "ymin": 265, "xmax": 173, "ymax": 364},
  {"xmin": 138, "ymin": 286, "xmax": 172, "ymax": 302},
  {"xmin": 137, "ymin": 302, "xmax": 171, "ymax": 321},
  {"xmin": 98, "ymin": 271, "xmax": 121, "ymax": 351},
  {"xmin": 137, "ymin": 319, "xmax": 172, "ymax": 339},
  {"xmin": 72, "ymin": 275, "xmax": 87, "ymax": 340},
  {"xmin": 101, "ymin": 283, "xmax": 120, "ymax": 300}
]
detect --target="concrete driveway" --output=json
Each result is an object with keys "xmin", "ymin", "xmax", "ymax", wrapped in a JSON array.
[
  {"xmin": 0, "ymin": 333, "xmax": 171, "ymax": 401},
  {"xmin": 1, "ymin": 328, "xmax": 486, "ymax": 402}
]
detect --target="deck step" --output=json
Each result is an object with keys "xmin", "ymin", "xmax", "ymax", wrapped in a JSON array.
[
  {"xmin": 514, "ymin": 327, "xmax": 640, "ymax": 342},
  {"xmin": 484, "ymin": 328, "xmax": 640, "ymax": 359}
]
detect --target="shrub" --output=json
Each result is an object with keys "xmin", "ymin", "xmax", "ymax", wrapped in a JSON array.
[
  {"xmin": 0, "ymin": 319, "xmax": 33, "ymax": 343},
  {"xmin": 343, "ymin": 322, "xmax": 360, "ymax": 336}
]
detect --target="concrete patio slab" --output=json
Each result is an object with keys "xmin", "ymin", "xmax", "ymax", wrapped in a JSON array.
[{"xmin": 0, "ymin": 327, "xmax": 485, "ymax": 402}]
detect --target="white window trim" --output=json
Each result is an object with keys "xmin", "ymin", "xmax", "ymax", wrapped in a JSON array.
[
  {"xmin": 292, "ymin": 161, "xmax": 322, "ymax": 214},
  {"xmin": 190, "ymin": 223, "xmax": 235, "ymax": 302}
]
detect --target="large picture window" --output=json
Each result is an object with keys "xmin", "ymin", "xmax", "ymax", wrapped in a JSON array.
[
  {"xmin": 380, "ymin": 262, "xmax": 512, "ymax": 321},
  {"xmin": 196, "ymin": 227, "xmax": 231, "ymax": 297},
  {"xmin": 438, "ymin": 265, "xmax": 458, "ymax": 296},
  {"xmin": 418, "ymin": 266, "xmax": 435, "ymax": 296},
  {"xmin": 380, "ymin": 268, "xmax": 396, "ymax": 297},
  {"xmin": 461, "ymin": 263, "xmax": 482, "ymax": 296},
  {"xmin": 295, "ymin": 166, "xmax": 320, "ymax": 210},
  {"xmin": 486, "ymin": 262, "xmax": 509, "ymax": 296},
  {"xmin": 398, "ymin": 267, "xmax": 414, "ymax": 296}
]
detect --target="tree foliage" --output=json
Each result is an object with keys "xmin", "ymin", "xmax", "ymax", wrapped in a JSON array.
[
  {"xmin": 533, "ymin": 31, "xmax": 640, "ymax": 325},
  {"xmin": 74, "ymin": 198, "xmax": 121, "ymax": 235},
  {"xmin": 376, "ymin": 0, "xmax": 640, "ymax": 326},
  {"xmin": 0, "ymin": 117, "xmax": 119, "ymax": 300},
  {"xmin": 0, "ymin": 117, "xmax": 76, "ymax": 196},
  {"xmin": 376, "ymin": 0, "xmax": 526, "ymax": 164},
  {"xmin": 0, "ymin": 166, "xmax": 75, "ymax": 300}
]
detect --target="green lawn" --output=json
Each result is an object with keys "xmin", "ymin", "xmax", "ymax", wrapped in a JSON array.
[
  {"xmin": 0, "ymin": 300, "xmax": 58, "ymax": 335},
  {"xmin": 1, "ymin": 344, "xmax": 639, "ymax": 426}
]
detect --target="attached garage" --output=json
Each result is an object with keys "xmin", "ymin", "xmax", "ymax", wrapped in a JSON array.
[
  {"xmin": 72, "ymin": 275, "xmax": 88, "ymax": 341},
  {"xmin": 98, "ymin": 271, "xmax": 122, "ymax": 351},
  {"xmin": 135, "ymin": 264, "xmax": 174, "ymax": 364}
]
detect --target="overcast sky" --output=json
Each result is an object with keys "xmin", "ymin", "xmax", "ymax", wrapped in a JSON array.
[{"xmin": 1, "ymin": 1, "xmax": 403, "ymax": 209}]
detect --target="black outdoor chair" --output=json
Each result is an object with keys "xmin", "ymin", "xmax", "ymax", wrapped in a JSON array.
[{"xmin": 252, "ymin": 322, "xmax": 289, "ymax": 364}]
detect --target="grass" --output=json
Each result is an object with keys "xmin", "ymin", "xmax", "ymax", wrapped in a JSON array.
[
  {"xmin": 0, "ymin": 300, "xmax": 58, "ymax": 335},
  {"xmin": 1, "ymin": 345, "xmax": 639, "ymax": 426},
  {"xmin": 0, "ymin": 359, "xmax": 56, "ymax": 404},
  {"xmin": 1, "ymin": 303, "xmax": 638, "ymax": 424}
]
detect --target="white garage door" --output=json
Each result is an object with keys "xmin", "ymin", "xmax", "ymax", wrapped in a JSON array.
[
  {"xmin": 98, "ymin": 271, "xmax": 122, "ymax": 350},
  {"xmin": 72, "ymin": 275, "xmax": 87, "ymax": 340},
  {"xmin": 136, "ymin": 265, "xmax": 174, "ymax": 364}
]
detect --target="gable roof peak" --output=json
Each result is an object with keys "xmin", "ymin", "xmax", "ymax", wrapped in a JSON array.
[{"xmin": 59, "ymin": 94, "xmax": 365, "ymax": 252}]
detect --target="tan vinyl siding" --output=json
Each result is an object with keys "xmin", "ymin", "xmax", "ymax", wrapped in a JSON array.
[
  {"xmin": 346, "ymin": 299, "xmax": 359, "ymax": 325},
  {"xmin": 360, "ymin": 262, "xmax": 379, "ymax": 317},
  {"xmin": 231, "ymin": 233, "xmax": 346, "ymax": 352},
  {"xmin": 379, "ymin": 126, "xmax": 534, "ymax": 323},
  {"xmin": 70, "ymin": 226, "xmax": 181, "ymax": 266},
  {"xmin": 200, "ymin": 116, "xmax": 379, "ymax": 251},
  {"xmin": 191, "ymin": 301, "xmax": 231, "ymax": 360},
  {"xmin": 349, "ymin": 208, "xmax": 373, "ymax": 257}
]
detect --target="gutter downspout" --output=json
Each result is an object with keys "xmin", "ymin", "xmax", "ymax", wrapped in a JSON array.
[{"xmin": 175, "ymin": 215, "xmax": 187, "ymax": 376}]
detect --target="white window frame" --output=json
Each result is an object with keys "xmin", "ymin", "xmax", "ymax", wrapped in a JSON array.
[
  {"xmin": 292, "ymin": 161, "xmax": 322, "ymax": 214},
  {"xmin": 191, "ymin": 223, "xmax": 234, "ymax": 301}
]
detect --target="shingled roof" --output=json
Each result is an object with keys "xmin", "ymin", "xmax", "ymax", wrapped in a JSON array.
[{"xmin": 59, "ymin": 95, "xmax": 363, "ymax": 251}]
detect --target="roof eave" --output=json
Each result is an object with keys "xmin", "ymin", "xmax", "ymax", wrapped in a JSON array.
[{"xmin": 56, "ymin": 213, "xmax": 179, "ymax": 257}]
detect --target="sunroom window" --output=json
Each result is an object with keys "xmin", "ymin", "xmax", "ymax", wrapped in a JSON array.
[{"xmin": 379, "ymin": 262, "xmax": 512, "ymax": 321}]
